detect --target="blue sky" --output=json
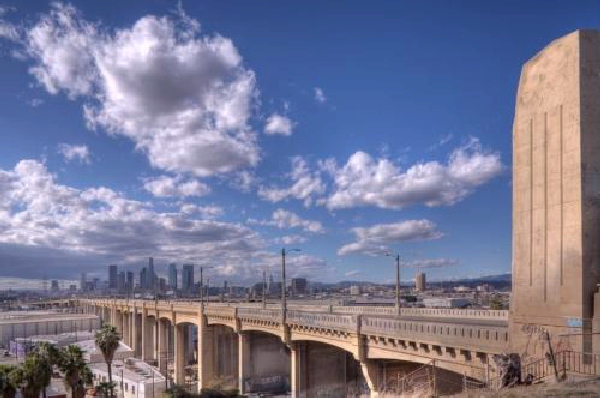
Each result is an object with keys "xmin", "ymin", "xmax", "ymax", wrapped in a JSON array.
[{"xmin": 0, "ymin": 1, "xmax": 597, "ymax": 289}]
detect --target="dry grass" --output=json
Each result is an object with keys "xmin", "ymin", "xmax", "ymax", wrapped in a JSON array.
[{"xmin": 455, "ymin": 378, "xmax": 600, "ymax": 397}]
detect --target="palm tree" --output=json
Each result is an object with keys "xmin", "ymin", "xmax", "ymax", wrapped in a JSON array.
[
  {"xmin": 0, "ymin": 365, "xmax": 19, "ymax": 398},
  {"xmin": 95, "ymin": 324, "xmax": 120, "ymax": 398},
  {"xmin": 59, "ymin": 345, "xmax": 93, "ymax": 398},
  {"xmin": 17, "ymin": 352, "xmax": 53, "ymax": 398}
]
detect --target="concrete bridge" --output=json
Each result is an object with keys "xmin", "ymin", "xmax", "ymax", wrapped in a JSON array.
[{"xmin": 81, "ymin": 298, "xmax": 508, "ymax": 396}]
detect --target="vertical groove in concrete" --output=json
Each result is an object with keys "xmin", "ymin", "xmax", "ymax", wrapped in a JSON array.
[
  {"xmin": 530, "ymin": 117, "xmax": 534, "ymax": 286},
  {"xmin": 560, "ymin": 104, "xmax": 564, "ymax": 286},
  {"xmin": 544, "ymin": 111, "xmax": 548, "ymax": 302}
]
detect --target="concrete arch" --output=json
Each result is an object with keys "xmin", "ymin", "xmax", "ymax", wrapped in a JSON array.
[
  {"xmin": 366, "ymin": 345, "xmax": 487, "ymax": 382},
  {"xmin": 290, "ymin": 332, "xmax": 359, "ymax": 358}
]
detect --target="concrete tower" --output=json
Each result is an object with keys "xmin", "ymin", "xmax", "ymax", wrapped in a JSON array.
[{"xmin": 510, "ymin": 30, "xmax": 600, "ymax": 358}]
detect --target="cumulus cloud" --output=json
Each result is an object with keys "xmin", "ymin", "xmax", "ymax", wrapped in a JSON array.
[
  {"xmin": 143, "ymin": 175, "xmax": 210, "ymax": 197},
  {"xmin": 345, "ymin": 269, "xmax": 361, "ymax": 277},
  {"xmin": 324, "ymin": 137, "xmax": 503, "ymax": 210},
  {"xmin": 249, "ymin": 208, "xmax": 324, "ymax": 233},
  {"xmin": 4, "ymin": 3, "xmax": 259, "ymax": 177},
  {"xmin": 0, "ymin": 159, "xmax": 263, "ymax": 279},
  {"xmin": 58, "ymin": 143, "xmax": 91, "ymax": 164},
  {"xmin": 314, "ymin": 87, "xmax": 326, "ymax": 104},
  {"xmin": 264, "ymin": 114, "xmax": 294, "ymax": 136},
  {"xmin": 257, "ymin": 157, "xmax": 326, "ymax": 207},
  {"xmin": 403, "ymin": 258, "xmax": 459, "ymax": 269},
  {"xmin": 272, "ymin": 235, "xmax": 307, "ymax": 245},
  {"xmin": 179, "ymin": 204, "xmax": 223, "ymax": 219},
  {"xmin": 338, "ymin": 220, "xmax": 443, "ymax": 256}
]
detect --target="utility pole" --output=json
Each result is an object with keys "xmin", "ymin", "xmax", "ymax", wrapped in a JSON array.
[
  {"xmin": 262, "ymin": 270, "xmax": 267, "ymax": 310},
  {"xmin": 395, "ymin": 254, "xmax": 401, "ymax": 317},
  {"xmin": 281, "ymin": 249, "xmax": 286, "ymax": 324}
]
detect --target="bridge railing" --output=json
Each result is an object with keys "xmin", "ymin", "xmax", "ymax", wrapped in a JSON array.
[
  {"xmin": 203, "ymin": 306, "xmax": 236, "ymax": 318},
  {"xmin": 237, "ymin": 308, "xmax": 281, "ymax": 322},
  {"xmin": 360, "ymin": 316, "xmax": 508, "ymax": 351},
  {"xmin": 287, "ymin": 310, "xmax": 357, "ymax": 332},
  {"xmin": 399, "ymin": 308, "xmax": 508, "ymax": 320}
]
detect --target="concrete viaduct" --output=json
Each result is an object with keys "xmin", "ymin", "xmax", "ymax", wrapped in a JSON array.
[{"xmin": 77, "ymin": 298, "xmax": 508, "ymax": 396}]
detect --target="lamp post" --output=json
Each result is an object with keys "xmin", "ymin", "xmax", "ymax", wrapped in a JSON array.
[
  {"xmin": 385, "ymin": 252, "xmax": 401, "ymax": 317},
  {"xmin": 281, "ymin": 248, "xmax": 301, "ymax": 323},
  {"xmin": 199, "ymin": 266, "xmax": 214, "ymax": 308},
  {"xmin": 262, "ymin": 270, "xmax": 267, "ymax": 310}
]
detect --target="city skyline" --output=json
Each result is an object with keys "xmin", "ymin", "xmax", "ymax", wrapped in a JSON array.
[{"xmin": 0, "ymin": 1, "xmax": 598, "ymax": 288}]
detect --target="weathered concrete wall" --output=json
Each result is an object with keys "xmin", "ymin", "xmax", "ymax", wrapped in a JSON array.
[{"xmin": 511, "ymin": 29, "xmax": 600, "ymax": 360}]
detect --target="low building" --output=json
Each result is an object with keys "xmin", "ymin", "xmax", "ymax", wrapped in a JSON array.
[
  {"xmin": 90, "ymin": 358, "xmax": 166, "ymax": 398},
  {"xmin": 422, "ymin": 297, "xmax": 471, "ymax": 308},
  {"xmin": 0, "ymin": 311, "xmax": 100, "ymax": 347},
  {"xmin": 75, "ymin": 339, "xmax": 134, "ymax": 363}
]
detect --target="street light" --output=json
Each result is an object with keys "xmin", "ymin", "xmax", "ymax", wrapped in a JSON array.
[
  {"xmin": 281, "ymin": 248, "xmax": 301, "ymax": 323},
  {"xmin": 385, "ymin": 252, "xmax": 401, "ymax": 317},
  {"xmin": 199, "ymin": 266, "xmax": 214, "ymax": 307}
]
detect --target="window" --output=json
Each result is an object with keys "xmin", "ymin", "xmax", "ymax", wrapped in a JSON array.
[
  {"xmin": 125, "ymin": 383, "xmax": 129, "ymax": 392},
  {"xmin": 131, "ymin": 386, "xmax": 135, "ymax": 394}
]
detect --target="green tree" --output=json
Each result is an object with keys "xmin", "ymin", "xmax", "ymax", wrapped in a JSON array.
[
  {"xmin": 15, "ymin": 352, "xmax": 53, "ymax": 398},
  {"xmin": 0, "ymin": 365, "xmax": 19, "ymax": 398},
  {"xmin": 59, "ymin": 345, "xmax": 93, "ymax": 398},
  {"xmin": 95, "ymin": 324, "xmax": 120, "ymax": 398}
]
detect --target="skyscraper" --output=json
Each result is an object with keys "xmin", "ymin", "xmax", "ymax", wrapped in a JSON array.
[
  {"xmin": 126, "ymin": 271, "xmax": 134, "ymax": 293},
  {"xmin": 140, "ymin": 267, "xmax": 148, "ymax": 290},
  {"xmin": 168, "ymin": 263, "xmax": 178, "ymax": 290},
  {"xmin": 117, "ymin": 272, "xmax": 126, "ymax": 293},
  {"xmin": 415, "ymin": 273, "xmax": 426, "ymax": 292},
  {"xmin": 148, "ymin": 257, "xmax": 155, "ymax": 291},
  {"xmin": 108, "ymin": 265, "xmax": 118, "ymax": 289},
  {"xmin": 182, "ymin": 264, "xmax": 194, "ymax": 292},
  {"xmin": 80, "ymin": 273, "xmax": 87, "ymax": 292},
  {"xmin": 291, "ymin": 278, "xmax": 307, "ymax": 295}
]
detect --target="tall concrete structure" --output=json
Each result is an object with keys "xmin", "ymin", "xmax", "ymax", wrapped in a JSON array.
[
  {"xmin": 108, "ymin": 265, "xmax": 118, "ymax": 289},
  {"xmin": 510, "ymin": 30, "xmax": 600, "ymax": 359},
  {"xmin": 148, "ymin": 257, "xmax": 155, "ymax": 292},
  {"xmin": 182, "ymin": 264, "xmax": 194, "ymax": 292},
  {"xmin": 415, "ymin": 273, "xmax": 426, "ymax": 292},
  {"xmin": 168, "ymin": 263, "xmax": 177, "ymax": 290}
]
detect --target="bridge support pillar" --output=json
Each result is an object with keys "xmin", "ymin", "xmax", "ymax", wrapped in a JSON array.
[
  {"xmin": 174, "ymin": 323, "xmax": 185, "ymax": 385},
  {"xmin": 130, "ymin": 307, "xmax": 139, "ymax": 357},
  {"xmin": 360, "ymin": 360, "xmax": 382, "ymax": 397},
  {"xmin": 238, "ymin": 332, "xmax": 251, "ymax": 394},
  {"xmin": 116, "ymin": 311, "xmax": 124, "ymax": 339},
  {"xmin": 157, "ymin": 319, "xmax": 168, "ymax": 375},
  {"xmin": 197, "ymin": 319, "xmax": 215, "ymax": 392},
  {"xmin": 122, "ymin": 312, "xmax": 130, "ymax": 347},
  {"xmin": 290, "ymin": 342, "xmax": 309, "ymax": 398},
  {"xmin": 141, "ymin": 310, "xmax": 153, "ymax": 361}
]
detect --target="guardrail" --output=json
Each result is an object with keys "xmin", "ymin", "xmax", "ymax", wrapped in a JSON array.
[
  {"xmin": 360, "ymin": 316, "xmax": 508, "ymax": 351},
  {"xmin": 287, "ymin": 311, "xmax": 357, "ymax": 332},
  {"xmin": 237, "ymin": 308, "xmax": 281, "ymax": 322}
]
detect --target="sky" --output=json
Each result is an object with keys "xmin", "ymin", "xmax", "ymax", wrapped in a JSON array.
[{"xmin": 0, "ymin": 1, "xmax": 598, "ymax": 289}]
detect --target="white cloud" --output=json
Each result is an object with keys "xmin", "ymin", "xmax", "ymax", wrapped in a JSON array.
[
  {"xmin": 428, "ymin": 133, "xmax": 454, "ymax": 151},
  {"xmin": 5, "ymin": 3, "xmax": 260, "ymax": 177},
  {"xmin": 345, "ymin": 270, "xmax": 361, "ymax": 277},
  {"xmin": 179, "ymin": 204, "xmax": 223, "ymax": 219},
  {"xmin": 258, "ymin": 157, "xmax": 326, "ymax": 207},
  {"xmin": 338, "ymin": 220, "xmax": 443, "ymax": 256},
  {"xmin": 27, "ymin": 98, "xmax": 44, "ymax": 107},
  {"xmin": 143, "ymin": 175, "xmax": 210, "ymax": 197},
  {"xmin": 264, "ymin": 114, "xmax": 294, "ymax": 136},
  {"xmin": 272, "ymin": 235, "xmax": 307, "ymax": 245},
  {"xmin": 58, "ymin": 143, "xmax": 91, "ymax": 164},
  {"xmin": 249, "ymin": 208, "xmax": 323, "ymax": 233},
  {"xmin": 314, "ymin": 87, "xmax": 326, "ymax": 104},
  {"xmin": 324, "ymin": 137, "xmax": 503, "ymax": 210},
  {"xmin": 0, "ymin": 159, "xmax": 264, "ymax": 279},
  {"xmin": 404, "ymin": 258, "xmax": 459, "ymax": 269}
]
